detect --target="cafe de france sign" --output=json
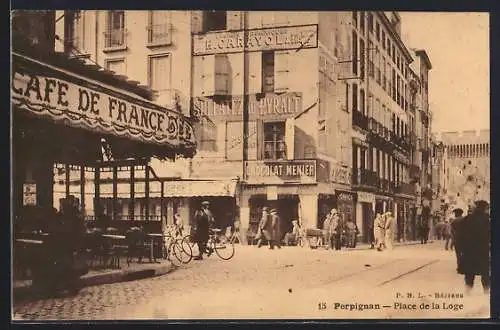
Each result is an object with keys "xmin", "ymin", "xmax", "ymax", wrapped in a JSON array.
[
  {"xmin": 193, "ymin": 24, "xmax": 318, "ymax": 55},
  {"xmin": 11, "ymin": 53, "xmax": 196, "ymax": 150}
]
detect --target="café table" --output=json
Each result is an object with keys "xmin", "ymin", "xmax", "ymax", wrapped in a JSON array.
[
  {"xmin": 101, "ymin": 234, "xmax": 126, "ymax": 268},
  {"xmin": 146, "ymin": 233, "xmax": 163, "ymax": 263}
]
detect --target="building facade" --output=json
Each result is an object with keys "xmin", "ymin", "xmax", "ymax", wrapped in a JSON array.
[
  {"xmin": 350, "ymin": 12, "xmax": 433, "ymax": 242},
  {"xmin": 53, "ymin": 10, "xmax": 434, "ymax": 244}
]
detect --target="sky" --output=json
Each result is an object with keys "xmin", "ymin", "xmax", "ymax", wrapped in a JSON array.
[{"xmin": 399, "ymin": 12, "xmax": 489, "ymax": 134}]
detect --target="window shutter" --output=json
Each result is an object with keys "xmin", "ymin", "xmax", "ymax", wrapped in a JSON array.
[
  {"xmin": 214, "ymin": 54, "xmax": 229, "ymax": 95},
  {"xmin": 191, "ymin": 11, "xmax": 203, "ymax": 33},
  {"xmin": 227, "ymin": 11, "xmax": 242, "ymax": 30},
  {"xmin": 201, "ymin": 55, "xmax": 215, "ymax": 96},
  {"xmin": 285, "ymin": 118, "xmax": 295, "ymax": 160},
  {"xmin": 274, "ymin": 51, "xmax": 290, "ymax": 93}
]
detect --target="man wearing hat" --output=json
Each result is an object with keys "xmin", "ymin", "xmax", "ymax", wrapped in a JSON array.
[
  {"xmin": 193, "ymin": 201, "xmax": 214, "ymax": 260},
  {"xmin": 270, "ymin": 208, "xmax": 282, "ymax": 249},
  {"xmin": 256, "ymin": 206, "xmax": 272, "ymax": 248},
  {"xmin": 455, "ymin": 200, "xmax": 490, "ymax": 294},
  {"xmin": 450, "ymin": 208, "xmax": 465, "ymax": 267}
]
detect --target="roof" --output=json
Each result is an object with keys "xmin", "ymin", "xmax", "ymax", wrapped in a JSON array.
[
  {"xmin": 12, "ymin": 32, "xmax": 154, "ymax": 100},
  {"xmin": 377, "ymin": 12, "xmax": 414, "ymax": 64},
  {"xmin": 415, "ymin": 49, "xmax": 433, "ymax": 70}
]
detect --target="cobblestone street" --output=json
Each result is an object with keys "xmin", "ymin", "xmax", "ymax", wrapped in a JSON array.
[{"xmin": 12, "ymin": 241, "xmax": 490, "ymax": 320}]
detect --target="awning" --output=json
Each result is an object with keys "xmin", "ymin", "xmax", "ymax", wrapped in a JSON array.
[
  {"xmin": 163, "ymin": 180, "xmax": 238, "ymax": 198},
  {"xmin": 11, "ymin": 52, "xmax": 196, "ymax": 158}
]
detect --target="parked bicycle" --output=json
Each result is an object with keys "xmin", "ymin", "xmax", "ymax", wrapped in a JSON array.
[
  {"xmin": 162, "ymin": 226, "xmax": 192, "ymax": 266},
  {"xmin": 182, "ymin": 228, "xmax": 235, "ymax": 260}
]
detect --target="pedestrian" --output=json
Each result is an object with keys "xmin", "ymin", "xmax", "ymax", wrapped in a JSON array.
[
  {"xmin": 373, "ymin": 213, "xmax": 385, "ymax": 251},
  {"xmin": 322, "ymin": 210, "xmax": 333, "ymax": 249},
  {"xmin": 455, "ymin": 200, "xmax": 490, "ymax": 295},
  {"xmin": 450, "ymin": 208, "xmax": 465, "ymax": 269},
  {"xmin": 419, "ymin": 206, "xmax": 431, "ymax": 244},
  {"xmin": 332, "ymin": 210, "xmax": 342, "ymax": 251},
  {"xmin": 384, "ymin": 212, "xmax": 395, "ymax": 250},
  {"xmin": 174, "ymin": 213, "xmax": 184, "ymax": 237},
  {"xmin": 270, "ymin": 208, "xmax": 282, "ymax": 249},
  {"xmin": 192, "ymin": 201, "xmax": 214, "ymax": 260},
  {"xmin": 284, "ymin": 220, "xmax": 301, "ymax": 246},
  {"xmin": 443, "ymin": 218, "xmax": 453, "ymax": 251},
  {"xmin": 256, "ymin": 206, "xmax": 272, "ymax": 248}
]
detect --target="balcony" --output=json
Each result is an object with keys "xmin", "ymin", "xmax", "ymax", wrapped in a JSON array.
[
  {"xmin": 353, "ymin": 110, "xmax": 368, "ymax": 131},
  {"xmin": 352, "ymin": 168, "xmax": 378, "ymax": 189},
  {"xmin": 395, "ymin": 182, "xmax": 416, "ymax": 195},
  {"xmin": 104, "ymin": 29, "xmax": 127, "ymax": 52},
  {"xmin": 409, "ymin": 164, "xmax": 421, "ymax": 179},
  {"xmin": 379, "ymin": 178, "xmax": 390, "ymax": 193},
  {"xmin": 146, "ymin": 23, "xmax": 172, "ymax": 47}
]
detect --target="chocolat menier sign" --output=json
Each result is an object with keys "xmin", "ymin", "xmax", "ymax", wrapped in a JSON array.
[{"xmin": 11, "ymin": 53, "xmax": 196, "ymax": 149}]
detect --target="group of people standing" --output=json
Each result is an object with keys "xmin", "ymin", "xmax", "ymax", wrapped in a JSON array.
[
  {"xmin": 255, "ymin": 206, "xmax": 282, "ymax": 249},
  {"xmin": 321, "ymin": 208, "xmax": 343, "ymax": 250},
  {"xmin": 371, "ymin": 212, "xmax": 396, "ymax": 251}
]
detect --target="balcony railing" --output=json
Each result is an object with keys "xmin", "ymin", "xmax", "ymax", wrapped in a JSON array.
[
  {"xmin": 395, "ymin": 182, "xmax": 416, "ymax": 195},
  {"xmin": 352, "ymin": 168, "xmax": 378, "ymax": 188},
  {"xmin": 104, "ymin": 29, "xmax": 127, "ymax": 49},
  {"xmin": 353, "ymin": 110, "xmax": 368, "ymax": 130},
  {"xmin": 147, "ymin": 23, "xmax": 172, "ymax": 46}
]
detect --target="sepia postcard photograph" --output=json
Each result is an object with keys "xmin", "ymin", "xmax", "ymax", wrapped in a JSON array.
[{"xmin": 11, "ymin": 9, "xmax": 491, "ymax": 321}]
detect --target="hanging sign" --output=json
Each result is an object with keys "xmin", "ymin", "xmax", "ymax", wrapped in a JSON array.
[
  {"xmin": 267, "ymin": 186, "xmax": 278, "ymax": 201},
  {"xmin": 23, "ymin": 183, "xmax": 37, "ymax": 206},
  {"xmin": 12, "ymin": 53, "xmax": 196, "ymax": 150}
]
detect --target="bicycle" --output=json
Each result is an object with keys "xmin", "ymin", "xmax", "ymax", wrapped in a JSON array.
[
  {"xmin": 182, "ymin": 228, "xmax": 235, "ymax": 260},
  {"xmin": 162, "ymin": 227, "xmax": 193, "ymax": 266}
]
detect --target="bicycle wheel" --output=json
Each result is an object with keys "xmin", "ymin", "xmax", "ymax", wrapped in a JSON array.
[
  {"xmin": 174, "ymin": 238, "xmax": 193, "ymax": 264},
  {"xmin": 167, "ymin": 242, "xmax": 182, "ymax": 267},
  {"xmin": 214, "ymin": 235, "xmax": 235, "ymax": 260}
]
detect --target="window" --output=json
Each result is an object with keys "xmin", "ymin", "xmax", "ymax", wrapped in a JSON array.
[
  {"xmin": 65, "ymin": 11, "xmax": 86, "ymax": 53},
  {"xmin": 360, "ymin": 88, "xmax": 365, "ymax": 115},
  {"xmin": 352, "ymin": 83, "xmax": 358, "ymax": 112},
  {"xmin": 368, "ymin": 12, "xmax": 374, "ymax": 32},
  {"xmin": 264, "ymin": 122, "xmax": 286, "ymax": 160},
  {"xmin": 148, "ymin": 54, "xmax": 171, "ymax": 92},
  {"xmin": 360, "ymin": 12, "xmax": 365, "ymax": 32},
  {"xmin": 345, "ymin": 83, "xmax": 350, "ymax": 112},
  {"xmin": 352, "ymin": 31, "xmax": 358, "ymax": 75},
  {"xmin": 382, "ymin": 31, "xmax": 386, "ymax": 50},
  {"xmin": 376, "ymin": 22, "xmax": 380, "ymax": 41},
  {"xmin": 105, "ymin": 11, "xmax": 125, "ymax": 48},
  {"xmin": 360, "ymin": 39, "xmax": 365, "ymax": 81},
  {"xmin": 392, "ymin": 45, "xmax": 396, "ymax": 62},
  {"xmin": 387, "ymin": 39, "xmax": 391, "ymax": 56},
  {"xmin": 147, "ymin": 11, "xmax": 171, "ymax": 45},
  {"xmin": 262, "ymin": 51, "xmax": 275, "ymax": 93},
  {"xmin": 368, "ymin": 41, "xmax": 374, "ymax": 77},
  {"xmin": 204, "ymin": 11, "xmax": 227, "ymax": 32},
  {"xmin": 105, "ymin": 58, "xmax": 125, "ymax": 75},
  {"xmin": 392, "ymin": 69, "xmax": 396, "ymax": 101},
  {"xmin": 352, "ymin": 11, "xmax": 358, "ymax": 27}
]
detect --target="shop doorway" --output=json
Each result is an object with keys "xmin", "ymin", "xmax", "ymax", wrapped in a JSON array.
[
  {"xmin": 317, "ymin": 194, "xmax": 337, "ymax": 229},
  {"xmin": 361, "ymin": 202, "xmax": 373, "ymax": 243}
]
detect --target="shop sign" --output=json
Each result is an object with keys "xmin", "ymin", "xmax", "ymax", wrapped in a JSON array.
[
  {"xmin": 23, "ymin": 183, "xmax": 36, "ymax": 206},
  {"xmin": 267, "ymin": 186, "xmax": 278, "ymax": 201},
  {"xmin": 193, "ymin": 24, "xmax": 318, "ymax": 55},
  {"xmin": 244, "ymin": 160, "xmax": 316, "ymax": 185},
  {"xmin": 192, "ymin": 93, "xmax": 302, "ymax": 117},
  {"xmin": 163, "ymin": 180, "xmax": 237, "ymax": 197},
  {"xmin": 357, "ymin": 191, "xmax": 375, "ymax": 204},
  {"xmin": 330, "ymin": 164, "xmax": 352, "ymax": 185},
  {"xmin": 335, "ymin": 190, "xmax": 356, "ymax": 203},
  {"xmin": 12, "ymin": 55, "xmax": 196, "ymax": 149}
]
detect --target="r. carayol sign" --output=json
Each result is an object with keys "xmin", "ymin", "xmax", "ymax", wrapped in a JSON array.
[
  {"xmin": 11, "ymin": 53, "xmax": 196, "ymax": 149},
  {"xmin": 193, "ymin": 24, "xmax": 318, "ymax": 55}
]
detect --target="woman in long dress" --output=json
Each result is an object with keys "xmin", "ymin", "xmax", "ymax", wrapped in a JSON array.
[{"xmin": 373, "ymin": 213, "xmax": 385, "ymax": 251}]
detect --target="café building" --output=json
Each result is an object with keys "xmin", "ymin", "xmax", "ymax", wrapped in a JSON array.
[{"xmin": 12, "ymin": 33, "xmax": 196, "ymax": 237}]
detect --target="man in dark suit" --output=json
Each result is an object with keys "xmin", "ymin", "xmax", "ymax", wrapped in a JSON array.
[
  {"xmin": 455, "ymin": 200, "xmax": 490, "ymax": 294},
  {"xmin": 193, "ymin": 201, "xmax": 214, "ymax": 260}
]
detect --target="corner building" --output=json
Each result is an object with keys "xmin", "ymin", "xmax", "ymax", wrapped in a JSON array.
[{"xmin": 189, "ymin": 11, "xmax": 357, "ymax": 243}]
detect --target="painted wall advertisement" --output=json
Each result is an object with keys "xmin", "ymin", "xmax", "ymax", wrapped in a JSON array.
[
  {"xmin": 193, "ymin": 24, "xmax": 318, "ymax": 55},
  {"xmin": 245, "ymin": 159, "xmax": 316, "ymax": 185},
  {"xmin": 12, "ymin": 55, "xmax": 195, "ymax": 149}
]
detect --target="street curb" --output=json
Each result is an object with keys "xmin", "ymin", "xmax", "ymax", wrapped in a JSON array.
[{"xmin": 13, "ymin": 262, "xmax": 176, "ymax": 302}]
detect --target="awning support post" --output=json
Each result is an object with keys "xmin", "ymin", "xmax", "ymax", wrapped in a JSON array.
[
  {"xmin": 145, "ymin": 162, "xmax": 150, "ymax": 221},
  {"xmin": 112, "ymin": 165, "xmax": 118, "ymax": 221},
  {"xmin": 130, "ymin": 165, "xmax": 135, "ymax": 221},
  {"xmin": 94, "ymin": 166, "xmax": 100, "ymax": 218},
  {"xmin": 80, "ymin": 165, "xmax": 85, "ymax": 213},
  {"xmin": 65, "ymin": 164, "xmax": 70, "ymax": 198}
]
